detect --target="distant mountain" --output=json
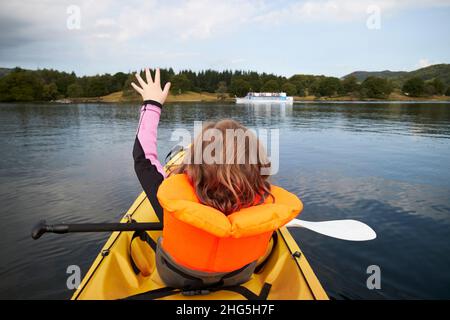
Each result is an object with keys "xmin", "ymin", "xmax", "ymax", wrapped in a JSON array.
[
  {"xmin": 343, "ymin": 64, "xmax": 450, "ymax": 86},
  {"xmin": 407, "ymin": 64, "xmax": 450, "ymax": 85},
  {"xmin": 344, "ymin": 70, "xmax": 408, "ymax": 82}
]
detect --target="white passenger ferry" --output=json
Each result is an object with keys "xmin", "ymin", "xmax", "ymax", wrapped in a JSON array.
[{"xmin": 235, "ymin": 92, "xmax": 294, "ymax": 104}]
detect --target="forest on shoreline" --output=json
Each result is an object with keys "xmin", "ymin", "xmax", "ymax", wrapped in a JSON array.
[{"xmin": 0, "ymin": 64, "xmax": 450, "ymax": 102}]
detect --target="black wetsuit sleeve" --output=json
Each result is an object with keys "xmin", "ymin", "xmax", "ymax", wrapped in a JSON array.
[{"xmin": 133, "ymin": 101, "xmax": 165, "ymax": 223}]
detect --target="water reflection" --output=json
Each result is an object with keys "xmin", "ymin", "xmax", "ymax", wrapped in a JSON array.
[{"xmin": 0, "ymin": 102, "xmax": 449, "ymax": 299}]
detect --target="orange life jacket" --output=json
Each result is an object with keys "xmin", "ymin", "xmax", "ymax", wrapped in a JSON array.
[{"xmin": 157, "ymin": 174, "xmax": 303, "ymax": 273}]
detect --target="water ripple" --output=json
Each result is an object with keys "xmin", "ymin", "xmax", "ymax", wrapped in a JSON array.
[{"xmin": 1, "ymin": 102, "xmax": 449, "ymax": 299}]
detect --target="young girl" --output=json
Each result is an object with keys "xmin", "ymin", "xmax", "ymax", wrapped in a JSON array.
[{"xmin": 132, "ymin": 68, "xmax": 302, "ymax": 290}]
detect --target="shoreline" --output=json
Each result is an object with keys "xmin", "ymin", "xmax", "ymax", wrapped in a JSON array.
[
  {"xmin": 58, "ymin": 90, "xmax": 450, "ymax": 104},
  {"xmin": 4, "ymin": 90, "xmax": 450, "ymax": 104}
]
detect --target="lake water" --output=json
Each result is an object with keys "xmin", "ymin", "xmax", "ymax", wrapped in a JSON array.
[{"xmin": 0, "ymin": 102, "xmax": 449, "ymax": 299}]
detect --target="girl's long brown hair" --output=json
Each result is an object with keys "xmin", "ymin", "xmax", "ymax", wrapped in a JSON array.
[{"xmin": 174, "ymin": 119, "xmax": 273, "ymax": 215}]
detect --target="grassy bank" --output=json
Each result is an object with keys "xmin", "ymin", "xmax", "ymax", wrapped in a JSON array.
[
  {"xmin": 67, "ymin": 91, "xmax": 233, "ymax": 103},
  {"xmin": 61, "ymin": 90, "xmax": 450, "ymax": 104},
  {"xmin": 294, "ymin": 93, "xmax": 450, "ymax": 102},
  {"xmin": 293, "ymin": 88, "xmax": 450, "ymax": 102}
]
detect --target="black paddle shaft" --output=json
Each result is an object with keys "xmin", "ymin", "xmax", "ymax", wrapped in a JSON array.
[{"xmin": 31, "ymin": 220, "xmax": 163, "ymax": 240}]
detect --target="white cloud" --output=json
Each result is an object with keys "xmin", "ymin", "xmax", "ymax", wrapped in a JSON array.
[
  {"xmin": 418, "ymin": 58, "xmax": 432, "ymax": 68},
  {"xmin": 1, "ymin": 0, "xmax": 449, "ymax": 74},
  {"xmin": 2, "ymin": 0, "xmax": 450, "ymax": 45},
  {"xmin": 414, "ymin": 58, "xmax": 445, "ymax": 70},
  {"xmin": 254, "ymin": 0, "xmax": 450, "ymax": 24}
]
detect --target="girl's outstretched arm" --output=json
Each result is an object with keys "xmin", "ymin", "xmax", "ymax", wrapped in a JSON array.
[{"xmin": 132, "ymin": 68, "xmax": 171, "ymax": 222}]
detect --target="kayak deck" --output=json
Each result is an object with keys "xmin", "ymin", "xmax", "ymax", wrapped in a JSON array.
[{"xmin": 72, "ymin": 151, "xmax": 328, "ymax": 300}]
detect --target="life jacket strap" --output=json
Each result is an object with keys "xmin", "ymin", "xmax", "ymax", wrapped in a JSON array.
[
  {"xmin": 130, "ymin": 228, "xmax": 158, "ymax": 275},
  {"xmin": 124, "ymin": 282, "xmax": 272, "ymax": 300},
  {"xmin": 155, "ymin": 237, "xmax": 258, "ymax": 290}
]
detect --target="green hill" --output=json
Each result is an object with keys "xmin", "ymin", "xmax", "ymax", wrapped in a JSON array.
[
  {"xmin": 407, "ymin": 64, "xmax": 450, "ymax": 85},
  {"xmin": 344, "ymin": 64, "xmax": 450, "ymax": 86},
  {"xmin": 344, "ymin": 70, "xmax": 408, "ymax": 82},
  {"xmin": 1, "ymin": 64, "xmax": 449, "ymax": 102}
]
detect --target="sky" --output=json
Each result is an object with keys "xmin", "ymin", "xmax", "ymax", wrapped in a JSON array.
[{"xmin": 0, "ymin": 0, "xmax": 449, "ymax": 77}]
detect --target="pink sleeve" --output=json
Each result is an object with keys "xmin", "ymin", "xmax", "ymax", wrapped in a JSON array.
[{"xmin": 136, "ymin": 104, "xmax": 166, "ymax": 178}]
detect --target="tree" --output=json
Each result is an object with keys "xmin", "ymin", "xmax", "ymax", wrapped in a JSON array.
[
  {"xmin": 122, "ymin": 74, "xmax": 138, "ymax": 98},
  {"xmin": 37, "ymin": 69, "xmax": 77, "ymax": 96},
  {"xmin": 10, "ymin": 66, "xmax": 449, "ymax": 102},
  {"xmin": 67, "ymin": 83, "xmax": 84, "ymax": 97},
  {"xmin": 424, "ymin": 83, "xmax": 436, "ymax": 96},
  {"xmin": 170, "ymin": 74, "xmax": 192, "ymax": 94},
  {"xmin": 245, "ymin": 71, "xmax": 262, "ymax": 92},
  {"xmin": 261, "ymin": 79, "xmax": 280, "ymax": 92},
  {"xmin": 160, "ymin": 68, "xmax": 175, "ymax": 88},
  {"xmin": 0, "ymin": 69, "xmax": 43, "ymax": 101},
  {"xmin": 446, "ymin": 86, "xmax": 450, "ymax": 96},
  {"xmin": 360, "ymin": 77, "xmax": 393, "ymax": 99},
  {"xmin": 315, "ymin": 77, "xmax": 342, "ymax": 97},
  {"xmin": 341, "ymin": 76, "xmax": 359, "ymax": 94},
  {"xmin": 308, "ymin": 78, "xmax": 322, "ymax": 96},
  {"xmin": 290, "ymin": 80, "xmax": 305, "ymax": 96},
  {"xmin": 431, "ymin": 78, "xmax": 445, "ymax": 95},
  {"xmin": 111, "ymin": 72, "xmax": 128, "ymax": 92},
  {"xmin": 229, "ymin": 78, "xmax": 251, "ymax": 97},
  {"xmin": 289, "ymin": 74, "xmax": 316, "ymax": 88},
  {"xmin": 83, "ymin": 75, "xmax": 110, "ymax": 97},
  {"xmin": 42, "ymin": 83, "xmax": 59, "ymax": 100},
  {"xmin": 281, "ymin": 82, "xmax": 297, "ymax": 96},
  {"xmin": 402, "ymin": 77, "xmax": 425, "ymax": 97},
  {"xmin": 215, "ymin": 81, "xmax": 228, "ymax": 100}
]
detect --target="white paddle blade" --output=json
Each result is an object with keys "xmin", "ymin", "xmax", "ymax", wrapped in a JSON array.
[{"xmin": 286, "ymin": 219, "xmax": 377, "ymax": 241}]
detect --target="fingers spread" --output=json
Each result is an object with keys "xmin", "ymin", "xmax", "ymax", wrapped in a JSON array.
[
  {"xmin": 135, "ymin": 72, "xmax": 146, "ymax": 88},
  {"xmin": 162, "ymin": 82, "xmax": 171, "ymax": 98},
  {"xmin": 131, "ymin": 82, "xmax": 143, "ymax": 94},
  {"xmin": 154, "ymin": 68, "xmax": 161, "ymax": 87},
  {"xmin": 145, "ymin": 68, "xmax": 153, "ymax": 84}
]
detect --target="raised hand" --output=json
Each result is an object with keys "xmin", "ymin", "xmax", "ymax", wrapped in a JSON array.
[{"xmin": 131, "ymin": 68, "xmax": 171, "ymax": 104}]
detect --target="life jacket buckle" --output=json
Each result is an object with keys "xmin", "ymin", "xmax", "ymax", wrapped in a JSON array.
[{"xmin": 181, "ymin": 289, "xmax": 211, "ymax": 296}]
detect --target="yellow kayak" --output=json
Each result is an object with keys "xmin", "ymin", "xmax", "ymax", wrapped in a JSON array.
[{"xmin": 72, "ymin": 148, "xmax": 328, "ymax": 300}]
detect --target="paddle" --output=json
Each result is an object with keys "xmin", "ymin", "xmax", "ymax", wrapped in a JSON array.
[
  {"xmin": 31, "ymin": 218, "xmax": 375, "ymax": 241},
  {"xmin": 31, "ymin": 220, "xmax": 163, "ymax": 240},
  {"xmin": 286, "ymin": 218, "xmax": 376, "ymax": 241}
]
